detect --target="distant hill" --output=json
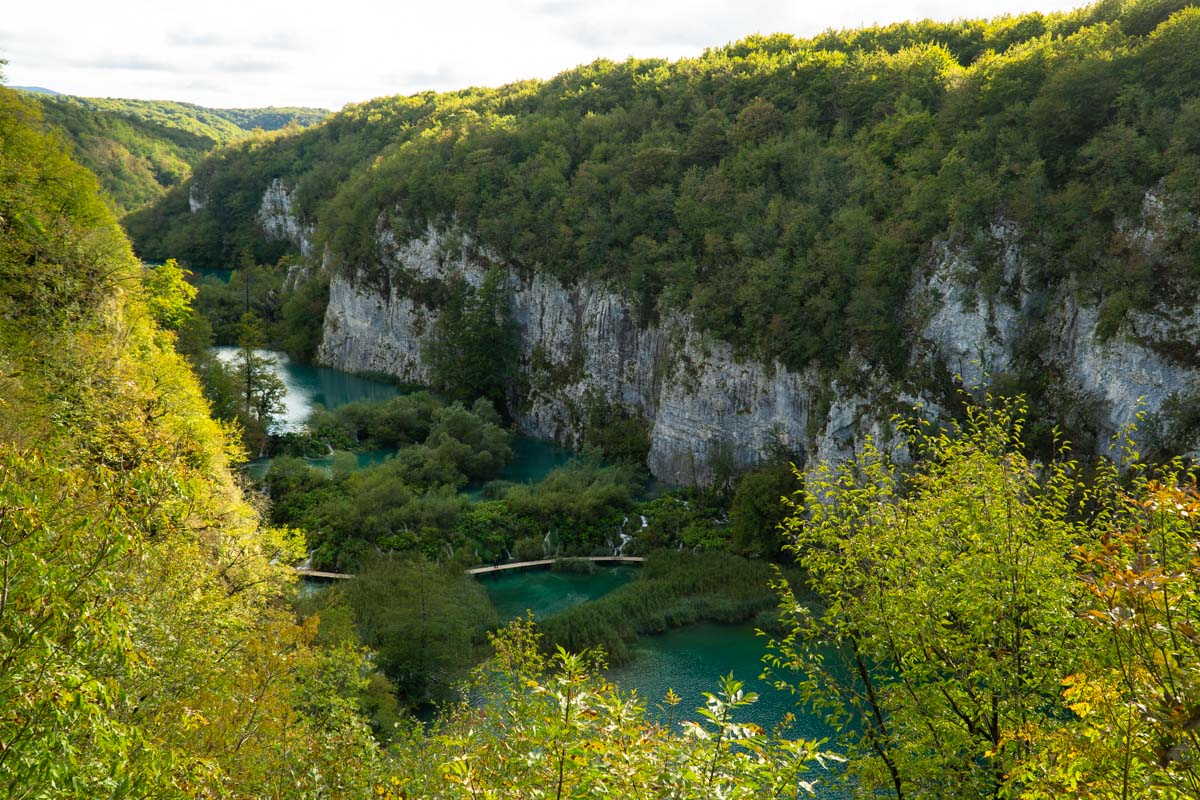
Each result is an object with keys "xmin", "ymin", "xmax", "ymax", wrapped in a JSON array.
[
  {"xmin": 12, "ymin": 85, "xmax": 60, "ymax": 95},
  {"xmin": 28, "ymin": 93, "xmax": 330, "ymax": 214}
]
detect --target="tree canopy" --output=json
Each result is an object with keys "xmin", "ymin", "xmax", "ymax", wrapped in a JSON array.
[{"xmin": 129, "ymin": 0, "xmax": 1200, "ymax": 383}]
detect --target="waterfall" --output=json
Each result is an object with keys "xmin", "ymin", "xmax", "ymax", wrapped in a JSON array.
[{"xmin": 613, "ymin": 515, "xmax": 633, "ymax": 556}]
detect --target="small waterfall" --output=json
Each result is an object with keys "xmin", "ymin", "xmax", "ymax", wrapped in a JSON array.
[
  {"xmin": 613, "ymin": 515, "xmax": 633, "ymax": 556},
  {"xmin": 542, "ymin": 529, "xmax": 553, "ymax": 558},
  {"xmin": 640, "ymin": 515, "xmax": 648, "ymax": 529}
]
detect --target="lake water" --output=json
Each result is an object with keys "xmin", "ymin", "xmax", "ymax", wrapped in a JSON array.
[
  {"xmin": 194, "ymin": 267, "xmax": 233, "ymax": 283},
  {"xmin": 216, "ymin": 347, "xmax": 573, "ymax": 486},
  {"xmin": 607, "ymin": 621, "xmax": 830, "ymax": 736},
  {"xmin": 480, "ymin": 569, "xmax": 848, "ymax": 796},
  {"xmin": 257, "ymin": 351, "xmax": 847, "ymax": 791},
  {"xmin": 213, "ymin": 346, "xmax": 405, "ymax": 432},
  {"xmin": 480, "ymin": 568, "xmax": 829, "ymax": 737},
  {"xmin": 480, "ymin": 565, "xmax": 638, "ymax": 620}
]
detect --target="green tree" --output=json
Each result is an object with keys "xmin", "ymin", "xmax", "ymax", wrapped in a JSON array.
[
  {"xmin": 1013, "ymin": 474, "xmax": 1200, "ymax": 799},
  {"xmin": 233, "ymin": 311, "xmax": 286, "ymax": 447},
  {"xmin": 345, "ymin": 557, "xmax": 498, "ymax": 707},
  {"xmin": 767, "ymin": 396, "xmax": 1122, "ymax": 799},
  {"xmin": 729, "ymin": 463, "xmax": 796, "ymax": 557},
  {"xmin": 142, "ymin": 258, "xmax": 198, "ymax": 329},
  {"xmin": 424, "ymin": 267, "xmax": 515, "ymax": 406}
]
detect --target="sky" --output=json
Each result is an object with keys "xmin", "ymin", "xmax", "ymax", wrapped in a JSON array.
[{"xmin": 2, "ymin": 0, "xmax": 1090, "ymax": 110}]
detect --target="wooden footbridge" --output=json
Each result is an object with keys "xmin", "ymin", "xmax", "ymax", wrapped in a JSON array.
[
  {"xmin": 295, "ymin": 569, "xmax": 355, "ymax": 580},
  {"xmin": 296, "ymin": 555, "xmax": 645, "ymax": 581},
  {"xmin": 466, "ymin": 556, "xmax": 645, "ymax": 575}
]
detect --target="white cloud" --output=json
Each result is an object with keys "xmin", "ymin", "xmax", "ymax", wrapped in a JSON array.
[{"xmin": 2, "ymin": 0, "xmax": 1090, "ymax": 109}]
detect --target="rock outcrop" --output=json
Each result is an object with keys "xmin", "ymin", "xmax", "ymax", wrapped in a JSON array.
[
  {"xmin": 258, "ymin": 178, "xmax": 315, "ymax": 259},
  {"xmin": 911, "ymin": 193, "xmax": 1200, "ymax": 456},
  {"xmin": 254, "ymin": 177, "xmax": 1198, "ymax": 483},
  {"xmin": 316, "ymin": 224, "xmax": 915, "ymax": 485}
]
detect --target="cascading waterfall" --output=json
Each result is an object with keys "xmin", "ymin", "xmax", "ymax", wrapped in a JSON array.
[{"xmin": 612, "ymin": 515, "xmax": 633, "ymax": 556}]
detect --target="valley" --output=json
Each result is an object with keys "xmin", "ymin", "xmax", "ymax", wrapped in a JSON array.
[{"xmin": 7, "ymin": 1, "xmax": 1200, "ymax": 796}]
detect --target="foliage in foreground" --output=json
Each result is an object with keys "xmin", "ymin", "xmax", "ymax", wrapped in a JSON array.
[
  {"xmin": 384, "ymin": 619, "xmax": 835, "ymax": 799},
  {"xmin": 0, "ymin": 84, "xmax": 382, "ymax": 798},
  {"xmin": 768, "ymin": 394, "xmax": 1200, "ymax": 799},
  {"xmin": 1012, "ymin": 476, "xmax": 1200, "ymax": 799}
]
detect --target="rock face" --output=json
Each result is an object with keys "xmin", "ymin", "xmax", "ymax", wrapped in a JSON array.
[
  {"xmin": 258, "ymin": 178, "xmax": 315, "ymax": 259},
  {"xmin": 316, "ymin": 225, "xmax": 911, "ymax": 485},
  {"xmin": 275, "ymin": 182, "xmax": 1198, "ymax": 483},
  {"xmin": 913, "ymin": 221, "xmax": 1027, "ymax": 389},
  {"xmin": 911, "ymin": 194, "xmax": 1200, "ymax": 456}
]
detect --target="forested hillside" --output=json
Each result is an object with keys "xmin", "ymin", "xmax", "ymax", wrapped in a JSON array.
[
  {"xmin": 129, "ymin": 0, "xmax": 1200, "ymax": 376},
  {"xmin": 0, "ymin": 81, "xmax": 383, "ymax": 796},
  {"xmin": 26, "ymin": 92, "xmax": 327, "ymax": 214}
]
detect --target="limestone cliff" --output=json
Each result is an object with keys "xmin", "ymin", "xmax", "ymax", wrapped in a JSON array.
[
  {"xmin": 258, "ymin": 182, "xmax": 1199, "ymax": 484},
  {"xmin": 910, "ymin": 190, "xmax": 1200, "ymax": 457},
  {"xmin": 315, "ymin": 222, "xmax": 926, "ymax": 485}
]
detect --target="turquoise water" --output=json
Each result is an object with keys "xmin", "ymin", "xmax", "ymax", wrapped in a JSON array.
[
  {"xmin": 481, "ymin": 565, "xmax": 637, "ymax": 620},
  {"xmin": 465, "ymin": 438, "xmax": 575, "ymax": 499},
  {"xmin": 212, "ymin": 347, "xmax": 405, "ymax": 432},
  {"xmin": 481, "ymin": 567, "xmax": 846, "ymax": 795},
  {"xmin": 609, "ymin": 622, "xmax": 848, "ymax": 796},
  {"xmin": 606, "ymin": 622, "xmax": 824, "ymax": 734},
  {"xmin": 219, "ymin": 348, "xmax": 574, "ymax": 489},
  {"xmin": 496, "ymin": 438, "xmax": 573, "ymax": 484},
  {"xmin": 194, "ymin": 267, "xmax": 233, "ymax": 283}
]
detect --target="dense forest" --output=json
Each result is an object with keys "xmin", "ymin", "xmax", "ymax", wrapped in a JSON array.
[
  {"xmin": 10, "ymin": 1, "xmax": 1200, "ymax": 797},
  {"xmin": 130, "ymin": 0, "xmax": 1200, "ymax": 383},
  {"xmin": 26, "ymin": 92, "xmax": 327, "ymax": 214}
]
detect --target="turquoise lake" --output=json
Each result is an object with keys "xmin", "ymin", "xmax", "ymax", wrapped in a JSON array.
[
  {"xmin": 478, "ymin": 565, "xmax": 638, "ymax": 620},
  {"xmin": 263, "ymin": 351, "xmax": 847, "ymax": 793},
  {"xmin": 212, "ymin": 346, "xmax": 406, "ymax": 432},
  {"xmin": 217, "ymin": 347, "xmax": 574, "ymax": 487}
]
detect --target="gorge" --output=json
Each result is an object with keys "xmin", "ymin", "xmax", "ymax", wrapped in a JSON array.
[{"xmin": 11, "ymin": 1, "xmax": 1200, "ymax": 795}]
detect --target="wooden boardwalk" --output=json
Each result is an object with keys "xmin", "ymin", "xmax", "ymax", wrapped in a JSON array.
[
  {"xmin": 296, "ymin": 556, "xmax": 644, "ymax": 582},
  {"xmin": 295, "ymin": 568, "xmax": 355, "ymax": 580},
  {"xmin": 466, "ymin": 556, "xmax": 645, "ymax": 576}
]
